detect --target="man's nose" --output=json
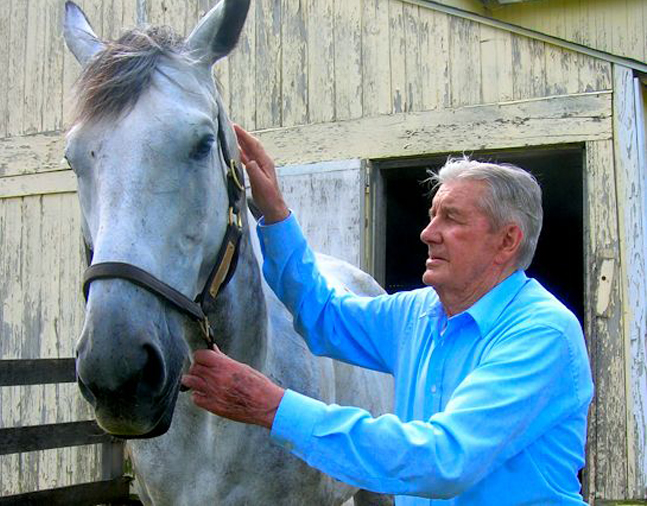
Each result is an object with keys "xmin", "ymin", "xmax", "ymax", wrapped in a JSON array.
[{"xmin": 420, "ymin": 220, "xmax": 438, "ymax": 244}]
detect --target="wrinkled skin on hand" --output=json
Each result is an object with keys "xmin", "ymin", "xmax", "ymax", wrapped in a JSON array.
[{"xmin": 181, "ymin": 347, "xmax": 285, "ymax": 429}]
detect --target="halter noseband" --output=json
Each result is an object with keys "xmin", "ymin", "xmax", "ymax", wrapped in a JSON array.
[{"xmin": 81, "ymin": 122, "xmax": 245, "ymax": 348}]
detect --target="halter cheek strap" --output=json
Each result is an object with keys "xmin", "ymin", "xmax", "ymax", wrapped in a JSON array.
[{"xmin": 82, "ymin": 122, "xmax": 246, "ymax": 349}]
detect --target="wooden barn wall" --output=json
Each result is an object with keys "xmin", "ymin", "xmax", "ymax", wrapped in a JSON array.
[
  {"xmin": 488, "ymin": 0, "xmax": 647, "ymax": 66},
  {"xmin": 0, "ymin": 0, "xmax": 630, "ymax": 500}
]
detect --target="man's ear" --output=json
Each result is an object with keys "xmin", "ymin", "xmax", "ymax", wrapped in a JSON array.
[{"xmin": 495, "ymin": 224, "xmax": 524, "ymax": 266}]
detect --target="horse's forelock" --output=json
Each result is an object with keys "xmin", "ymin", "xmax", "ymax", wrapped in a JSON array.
[{"xmin": 73, "ymin": 26, "xmax": 191, "ymax": 124}]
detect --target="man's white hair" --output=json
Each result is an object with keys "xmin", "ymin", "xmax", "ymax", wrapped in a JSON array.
[{"xmin": 430, "ymin": 156, "xmax": 543, "ymax": 271}]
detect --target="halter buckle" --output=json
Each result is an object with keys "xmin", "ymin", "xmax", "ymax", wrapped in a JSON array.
[
  {"xmin": 200, "ymin": 316, "xmax": 214, "ymax": 348},
  {"xmin": 228, "ymin": 207, "xmax": 243, "ymax": 229},
  {"xmin": 229, "ymin": 159, "xmax": 245, "ymax": 193}
]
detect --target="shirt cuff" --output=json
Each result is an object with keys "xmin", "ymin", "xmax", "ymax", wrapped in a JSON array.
[
  {"xmin": 257, "ymin": 209, "xmax": 293, "ymax": 227},
  {"xmin": 257, "ymin": 211, "xmax": 305, "ymax": 259},
  {"xmin": 270, "ymin": 389, "xmax": 327, "ymax": 454}
]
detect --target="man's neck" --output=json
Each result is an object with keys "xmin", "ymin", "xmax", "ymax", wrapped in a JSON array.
[{"xmin": 438, "ymin": 266, "xmax": 517, "ymax": 317}]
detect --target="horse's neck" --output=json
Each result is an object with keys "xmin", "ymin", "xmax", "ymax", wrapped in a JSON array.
[{"xmin": 206, "ymin": 213, "xmax": 268, "ymax": 369}]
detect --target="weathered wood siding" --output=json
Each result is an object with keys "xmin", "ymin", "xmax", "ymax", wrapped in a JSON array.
[
  {"xmin": 488, "ymin": 0, "xmax": 647, "ymax": 66},
  {"xmin": 612, "ymin": 66, "xmax": 647, "ymax": 500},
  {"xmin": 0, "ymin": 0, "xmax": 640, "ymax": 502},
  {"xmin": 277, "ymin": 160, "xmax": 364, "ymax": 267}
]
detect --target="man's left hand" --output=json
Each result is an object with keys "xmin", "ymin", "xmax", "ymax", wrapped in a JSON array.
[{"xmin": 181, "ymin": 347, "xmax": 285, "ymax": 429}]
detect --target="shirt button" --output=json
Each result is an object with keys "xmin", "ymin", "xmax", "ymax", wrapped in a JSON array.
[{"xmin": 431, "ymin": 385, "xmax": 437, "ymax": 393}]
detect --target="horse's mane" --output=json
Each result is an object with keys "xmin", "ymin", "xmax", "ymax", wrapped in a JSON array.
[{"xmin": 74, "ymin": 26, "xmax": 189, "ymax": 124}]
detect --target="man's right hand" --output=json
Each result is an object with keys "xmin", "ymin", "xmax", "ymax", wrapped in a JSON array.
[{"xmin": 234, "ymin": 124, "xmax": 289, "ymax": 225}]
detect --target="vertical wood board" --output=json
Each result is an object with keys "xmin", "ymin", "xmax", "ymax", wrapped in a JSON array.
[
  {"xmin": 307, "ymin": 0, "xmax": 334, "ymax": 124},
  {"xmin": 362, "ymin": 0, "xmax": 391, "ymax": 117},
  {"xmin": 613, "ymin": 65, "xmax": 647, "ymax": 498},
  {"xmin": 583, "ymin": 138, "xmax": 628, "ymax": 501},
  {"xmin": 255, "ymin": 0, "xmax": 282, "ymax": 129},
  {"xmin": 281, "ymin": 0, "xmax": 308, "ymax": 126},
  {"xmin": 333, "ymin": 0, "xmax": 362, "ymax": 121}
]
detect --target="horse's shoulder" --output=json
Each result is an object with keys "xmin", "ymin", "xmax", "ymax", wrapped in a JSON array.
[{"xmin": 314, "ymin": 253, "xmax": 385, "ymax": 297}]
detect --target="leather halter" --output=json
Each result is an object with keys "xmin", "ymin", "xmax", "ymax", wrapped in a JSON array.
[{"xmin": 82, "ymin": 122, "xmax": 245, "ymax": 348}]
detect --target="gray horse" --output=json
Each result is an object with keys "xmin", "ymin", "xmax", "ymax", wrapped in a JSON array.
[{"xmin": 63, "ymin": 1, "xmax": 393, "ymax": 504}]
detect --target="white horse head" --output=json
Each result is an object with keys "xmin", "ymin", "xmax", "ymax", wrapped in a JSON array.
[{"xmin": 64, "ymin": 0, "xmax": 251, "ymax": 438}]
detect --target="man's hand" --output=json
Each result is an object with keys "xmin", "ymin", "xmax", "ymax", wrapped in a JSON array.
[
  {"xmin": 181, "ymin": 347, "xmax": 285, "ymax": 429},
  {"xmin": 234, "ymin": 124, "xmax": 289, "ymax": 224}
]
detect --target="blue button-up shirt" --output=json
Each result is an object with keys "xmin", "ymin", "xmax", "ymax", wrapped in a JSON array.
[{"xmin": 258, "ymin": 214, "xmax": 593, "ymax": 505}]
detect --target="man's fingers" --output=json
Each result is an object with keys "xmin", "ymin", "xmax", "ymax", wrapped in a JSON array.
[
  {"xmin": 192, "ymin": 348, "xmax": 223, "ymax": 366},
  {"xmin": 234, "ymin": 124, "xmax": 274, "ymax": 172},
  {"xmin": 181, "ymin": 373, "xmax": 208, "ymax": 392}
]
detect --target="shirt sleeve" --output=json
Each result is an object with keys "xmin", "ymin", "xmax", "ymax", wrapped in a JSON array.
[
  {"xmin": 270, "ymin": 319, "xmax": 590, "ymax": 498},
  {"xmin": 257, "ymin": 213, "xmax": 413, "ymax": 374}
]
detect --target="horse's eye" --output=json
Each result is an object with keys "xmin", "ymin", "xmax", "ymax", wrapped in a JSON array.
[{"xmin": 191, "ymin": 134, "xmax": 215, "ymax": 160}]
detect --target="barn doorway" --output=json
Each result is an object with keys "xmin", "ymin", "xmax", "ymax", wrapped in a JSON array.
[{"xmin": 369, "ymin": 144, "xmax": 584, "ymax": 323}]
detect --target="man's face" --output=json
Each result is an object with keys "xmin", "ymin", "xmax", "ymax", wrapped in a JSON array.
[{"xmin": 420, "ymin": 179, "xmax": 505, "ymax": 297}]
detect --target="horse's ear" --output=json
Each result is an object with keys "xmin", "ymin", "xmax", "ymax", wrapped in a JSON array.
[
  {"xmin": 186, "ymin": 0, "xmax": 251, "ymax": 66},
  {"xmin": 63, "ymin": 1, "xmax": 105, "ymax": 66}
]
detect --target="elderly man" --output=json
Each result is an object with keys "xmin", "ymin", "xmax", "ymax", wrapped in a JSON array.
[{"xmin": 181, "ymin": 125, "xmax": 593, "ymax": 505}]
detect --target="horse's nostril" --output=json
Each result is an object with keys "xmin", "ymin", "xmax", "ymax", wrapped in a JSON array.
[{"xmin": 140, "ymin": 344, "xmax": 166, "ymax": 392}]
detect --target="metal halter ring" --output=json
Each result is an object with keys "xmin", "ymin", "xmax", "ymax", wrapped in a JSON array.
[{"xmin": 229, "ymin": 159, "xmax": 245, "ymax": 193}]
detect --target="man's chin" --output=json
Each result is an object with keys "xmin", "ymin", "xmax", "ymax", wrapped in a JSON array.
[{"xmin": 422, "ymin": 270, "xmax": 435, "ymax": 287}]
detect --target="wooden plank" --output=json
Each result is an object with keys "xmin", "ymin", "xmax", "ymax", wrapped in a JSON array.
[
  {"xmin": 361, "ymin": 0, "xmax": 391, "ymax": 117},
  {"xmin": 0, "ymin": 421, "xmax": 112, "ymax": 456},
  {"xmin": 17, "ymin": 195, "xmax": 44, "ymax": 492},
  {"xmin": 42, "ymin": 0, "xmax": 65, "ymax": 133},
  {"xmin": 307, "ymin": 0, "xmax": 334, "ymax": 123},
  {"xmin": 228, "ymin": 0, "xmax": 256, "ymax": 128},
  {"xmin": 583, "ymin": 139, "xmax": 626, "ymax": 502},
  {"xmin": 448, "ymin": 16, "xmax": 481, "ymax": 107},
  {"xmin": 419, "ymin": 8, "xmax": 450, "ymax": 111},
  {"xmin": 0, "ymin": 359, "xmax": 76, "ymax": 387},
  {"xmin": 121, "ymin": 0, "xmax": 139, "ymax": 28},
  {"xmin": 579, "ymin": 53, "xmax": 612, "ymax": 94},
  {"xmin": 255, "ymin": 0, "xmax": 282, "ymax": 129},
  {"xmin": 0, "ymin": 132, "xmax": 70, "ymax": 178},
  {"xmin": 0, "ymin": 171, "xmax": 77, "ymax": 200},
  {"xmin": 39, "ymin": 194, "xmax": 62, "ymax": 363},
  {"xmin": 0, "ymin": 476, "xmax": 131, "ymax": 506},
  {"xmin": 333, "ymin": 0, "xmax": 362, "ymax": 121},
  {"xmin": 511, "ymin": 34, "xmax": 546, "ymax": 100},
  {"xmin": 480, "ymin": 25, "xmax": 513, "ymax": 104},
  {"xmin": 544, "ymin": 43, "xmax": 579, "ymax": 97},
  {"xmin": 0, "ymin": 198, "xmax": 23, "ymax": 496},
  {"xmin": 255, "ymin": 92, "xmax": 613, "ymax": 165},
  {"xmin": 389, "ymin": 1, "xmax": 406, "ymax": 114},
  {"xmin": 281, "ymin": 0, "xmax": 307, "ymax": 126},
  {"xmin": 163, "ymin": 0, "xmax": 189, "ymax": 36},
  {"xmin": 404, "ymin": 3, "xmax": 423, "ymax": 112},
  {"xmin": 7, "ymin": 0, "xmax": 28, "ymax": 137},
  {"xmin": 0, "ymin": 5, "xmax": 10, "ymax": 137},
  {"xmin": 613, "ymin": 65, "xmax": 647, "ymax": 499}
]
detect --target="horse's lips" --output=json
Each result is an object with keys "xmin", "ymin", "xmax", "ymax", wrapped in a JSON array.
[{"xmin": 92, "ymin": 378, "xmax": 181, "ymax": 439}]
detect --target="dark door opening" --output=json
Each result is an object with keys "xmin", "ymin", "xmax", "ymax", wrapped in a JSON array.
[{"xmin": 373, "ymin": 145, "xmax": 584, "ymax": 323}]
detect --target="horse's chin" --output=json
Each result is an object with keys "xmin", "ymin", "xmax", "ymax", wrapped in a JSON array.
[{"xmin": 91, "ymin": 380, "xmax": 181, "ymax": 439}]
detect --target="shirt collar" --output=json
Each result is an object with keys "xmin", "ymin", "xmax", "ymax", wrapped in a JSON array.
[{"xmin": 465, "ymin": 270, "xmax": 528, "ymax": 338}]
